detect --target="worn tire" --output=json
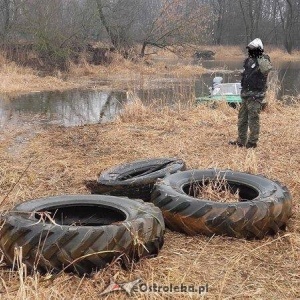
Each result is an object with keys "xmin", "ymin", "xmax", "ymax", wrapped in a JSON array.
[
  {"xmin": 86, "ymin": 158, "xmax": 186, "ymax": 201},
  {"xmin": 151, "ymin": 169, "xmax": 292, "ymax": 239},
  {"xmin": 0, "ymin": 195, "xmax": 165, "ymax": 275}
]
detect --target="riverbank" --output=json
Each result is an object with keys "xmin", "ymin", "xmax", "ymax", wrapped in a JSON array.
[
  {"xmin": 0, "ymin": 52, "xmax": 206, "ymax": 95},
  {"xmin": 1, "ymin": 45, "xmax": 300, "ymax": 95},
  {"xmin": 0, "ymin": 97, "xmax": 299, "ymax": 299}
]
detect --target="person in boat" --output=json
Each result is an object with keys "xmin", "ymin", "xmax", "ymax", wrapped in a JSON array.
[
  {"xmin": 229, "ymin": 38, "xmax": 272, "ymax": 148},
  {"xmin": 210, "ymin": 76, "xmax": 223, "ymax": 95}
]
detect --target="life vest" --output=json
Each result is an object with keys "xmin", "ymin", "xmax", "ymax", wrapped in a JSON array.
[{"xmin": 241, "ymin": 55, "xmax": 270, "ymax": 93}]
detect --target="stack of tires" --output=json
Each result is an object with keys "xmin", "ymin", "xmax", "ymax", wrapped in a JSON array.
[
  {"xmin": 86, "ymin": 159, "xmax": 292, "ymax": 239},
  {"xmin": 0, "ymin": 158, "xmax": 184, "ymax": 276},
  {"xmin": 0, "ymin": 157, "xmax": 292, "ymax": 276}
]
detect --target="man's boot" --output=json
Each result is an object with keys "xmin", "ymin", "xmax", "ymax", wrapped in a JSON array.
[
  {"xmin": 246, "ymin": 142, "xmax": 257, "ymax": 148},
  {"xmin": 229, "ymin": 140, "xmax": 245, "ymax": 147}
]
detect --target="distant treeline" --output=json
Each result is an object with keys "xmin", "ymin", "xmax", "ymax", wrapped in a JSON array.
[{"xmin": 0, "ymin": 0, "xmax": 299, "ymax": 69}]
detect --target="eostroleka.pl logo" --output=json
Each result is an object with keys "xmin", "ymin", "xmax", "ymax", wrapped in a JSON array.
[
  {"xmin": 100, "ymin": 278, "xmax": 142, "ymax": 296},
  {"xmin": 100, "ymin": 278, "xmax": 209, "ymax": 297}
]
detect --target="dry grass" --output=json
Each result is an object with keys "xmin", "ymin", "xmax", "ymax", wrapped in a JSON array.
[
  {"xmin": 152, "ymin": 44, "xmax": 245, "ymax": 60},
  {"xmin": 268, "ymin": 47, "xmax": 300, "ymax": 61},
  {"xmin": 0, "ymin": 50, "xmax": 206, "ymax": 95},
  {"xmin": 0, "ymin": 54, "xmax": 80, "ymax": 95},
  {"xmin": 190, "ymin": 176, "xmax": 240, "ymax": 203},
  {"xmin": 0, "ymin": 90, "xmax": 300, "ymax": 299},
  {"xmin": 209, "ymin": 45, "xmax": 245, "ymax": 60},
  {"xmin": 165, "ymin": 44, "xmax": 300, "ymax": 62},
  {"xmin": 212, "ymin": 45, "xmax": 300, "ymax": 61}
]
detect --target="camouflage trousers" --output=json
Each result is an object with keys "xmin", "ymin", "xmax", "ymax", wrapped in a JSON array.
[{"xmin": 237, "ymin": 98, "xmax": 262, "ymax": 145}]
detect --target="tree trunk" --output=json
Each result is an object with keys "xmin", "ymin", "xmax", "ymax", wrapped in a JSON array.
[
  {"xmin": 94, "ymin": 0, "xmax": 122, "ymax": 50},
  {"xmin": 238, "ymin": 0, "xmax": 250, "ymax": 43},
  {"xmin": 214, "ymin": 0, "xmax": 225, "ymax": 45},
  {"xmin": 284, "ymin": 0, "xmax": 294, "ymax": 54},
  {"xmin": 277, "ymin": 0, "xmax": 295, "ymax": 54},
  {"xmin": 2, "ymin": 0, "xmax": 11, "ymax": 40}
]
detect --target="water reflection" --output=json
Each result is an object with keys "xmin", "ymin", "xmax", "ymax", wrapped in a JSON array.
[
  {"xmin": 0, "ymin": 84, "xmax": 196, "ymax": 128},
  {"xmin": 199, "ymin": 60, "xmax": 300, "ymax": 98},
  {"xmin": 277, "ymin": 61, "xmax": 300, "ymax": 96},
  {"xmin": 0, "ymin": 90, "xmax": 127, "ymax": 127}
]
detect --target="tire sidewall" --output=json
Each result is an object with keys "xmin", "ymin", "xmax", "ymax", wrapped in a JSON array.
[
  {"xmin": 11, "ymin": 195, "xmax": 165, "ymax": 230},
  {"xmin": 156, "ymin": 169, "xmax": 288, "ymax": 207},
  {"xmin": 98, "ymin": 158, "xmax": 186, "ymax": 186}
]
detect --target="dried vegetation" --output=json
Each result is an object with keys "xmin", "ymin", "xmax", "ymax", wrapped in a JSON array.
[
  {"xmin": 0, "ymin": 82, "xmax": 300, "ymax": 299},
  {"xmin": 0, "ymin": 50, "xmax": 206, "ymax": 95},
  {"xmin": 2, "ymin": 44, "xmax": 299, "ymax": 96},
  {"xmin": 0, "ymin": 45, "xmax": 300, "ymax": 299},
  {"xmin": 191, "ymin": 176, "xmax": 241, "ymax": 203}
]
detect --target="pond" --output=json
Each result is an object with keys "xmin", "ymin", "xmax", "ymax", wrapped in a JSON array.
[
  {"xmin": 0, "ymin": 90, "xmax": 128, "ymax": 128},
  {"xmin": 199, "ymin": 60, "xmax": 300, "ymax": 97},
  {"xmin": 0, "ymin": 60, "xmax": 299, "ymax": 128}
]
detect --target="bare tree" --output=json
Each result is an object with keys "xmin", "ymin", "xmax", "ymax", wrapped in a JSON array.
[
  {"xmin": 0, "ymin": 0, "xmax": 23, "ymax": 41},
  {"xmin": 211, "ymin": 0, "xmax": 228, "ymax": 45},
  {"xmin": 13, "ymin": 0, "xmax": 95, "ymax": 69},
  {"xmin": 0, "ymin": 0, "xmax": 10, "ymax": 39},
  {"xmin": 94, "ymin": 0, "xmax": 142, "ymax": 54},
  {"xmin": 139, "ymin": 0, "xmax": 210, "ymax": 55},
  {"xmin": 2, "ymin": 0, "xmax": 300, "ymax": 66},
  {"xmin": 276, "ymin": 0, "xmax": 300, "ymax": 53},
  {"xmin": 238, "ymin": 0, "xmax": 264, "ymax": 42}
]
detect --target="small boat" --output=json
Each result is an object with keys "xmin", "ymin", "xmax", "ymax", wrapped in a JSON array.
[{"xmin": 196, "ymin": 77, "xmax": 242, "ymax": 106}]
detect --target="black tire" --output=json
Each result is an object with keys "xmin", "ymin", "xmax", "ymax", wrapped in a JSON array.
[
  {"xmin": 151, "ymin": 169, "xmax": 292, "ymax": 239},
  {"xmin": 0, "ymin": 195, "xmax": 165, "ymax": 275},
  {"xmin": 85, "ymin": 158, "xmax": 186, "ymax": 201}
]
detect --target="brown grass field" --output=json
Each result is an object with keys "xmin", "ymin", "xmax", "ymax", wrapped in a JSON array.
[
  {"xmin": 0, "ymin": 46, "xmax": 300, "ymax": 299},
  {"xmin": 0, "ymin": 88, "xmax": 300, "ymax": 299}
]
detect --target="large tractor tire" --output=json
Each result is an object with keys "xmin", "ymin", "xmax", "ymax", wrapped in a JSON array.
[
  {"xmin": 0, "ymin": 195, "xmax": 165, "ymax": 275},
  {"xmin": 85, "ymin": 157, "xmax": 186, "ymax": 201},
  {"xmin": 151, "ymin": 169, "xmax": 292, "ymax": 239}
]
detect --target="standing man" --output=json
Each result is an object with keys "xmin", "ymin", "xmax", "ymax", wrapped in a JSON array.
[{"xmin": 229, "ymin": 38, "xmax": 272, "ymax": 148}]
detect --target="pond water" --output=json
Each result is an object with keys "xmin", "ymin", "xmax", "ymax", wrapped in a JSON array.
[
  {"xmin": 0, "ymin": 60, "xmax": 299, "ymax": 128},
  {"xmin": 199, "ymin": 60, "xmax": 300, "ymax": 97},
  {"xmin": 0, "ymin": 90, "xmax": 128, "ymax": 128}
]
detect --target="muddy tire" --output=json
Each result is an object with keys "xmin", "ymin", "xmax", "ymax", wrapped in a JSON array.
[
  {"xmin": 0, "ymin": 195, "xmax": 165, "ymax": 275},
  {"xmin": 151, "ymin": 169, "xmax": 292, "ymax": 239},
  {"xmin": 85, "ymin": 158, "xmax": 186, "ymax": 201}
]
